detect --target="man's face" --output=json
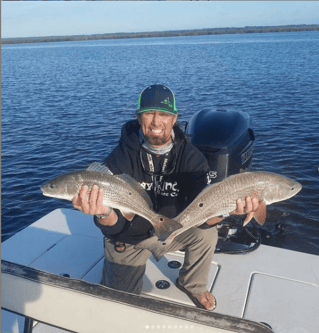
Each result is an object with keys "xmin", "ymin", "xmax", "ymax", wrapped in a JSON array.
[{"xmin": 140, "ymin": 111, "xmax": 177, "ymax": 147}]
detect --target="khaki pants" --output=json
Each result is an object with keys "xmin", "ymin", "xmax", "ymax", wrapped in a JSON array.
[{"xmin": 101, "ymin": 226, "xmax": 218, "ymax": 295}]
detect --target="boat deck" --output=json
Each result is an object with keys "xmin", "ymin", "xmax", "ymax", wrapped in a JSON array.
[{"xmin": 2, "ymin": 208, "xmax": 319, "ymax": 333}]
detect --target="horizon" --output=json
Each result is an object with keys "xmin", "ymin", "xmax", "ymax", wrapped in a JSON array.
[
  {"xmin": 3, "ymin": 23, "xmax": 319, "ymax": 41},
  {"xmin": 2, "ymin": 2, "xmax": 319, "ymax": 39}
]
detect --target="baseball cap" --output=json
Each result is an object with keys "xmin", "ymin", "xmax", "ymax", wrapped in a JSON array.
[{"xmin": 137, "ymin": 84, "xmax": 178, "ymax": 115}]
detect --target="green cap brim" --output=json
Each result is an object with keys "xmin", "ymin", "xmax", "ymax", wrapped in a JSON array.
[{"xmin": 137, "ymin": 107, "xmax": 177, "ymax": 115}]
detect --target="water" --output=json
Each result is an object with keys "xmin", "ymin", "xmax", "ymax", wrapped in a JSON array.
[{"xmin": 2, "ymin": 31, "xmax": 319, "ymax": 255}]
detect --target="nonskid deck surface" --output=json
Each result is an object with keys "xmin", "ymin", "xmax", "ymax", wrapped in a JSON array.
[{"xmin": 2, "ymin": 208, "xmax": 319, "ymax": 333}]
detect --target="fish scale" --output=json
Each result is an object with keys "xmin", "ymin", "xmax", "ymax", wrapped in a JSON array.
[
  {"xmin": 178, "ymin": 172, "xmax": 263, "ymax": 228},
  {"xmin": 135, "ymin": 171, "xmax": 302, "ymax": 261}
]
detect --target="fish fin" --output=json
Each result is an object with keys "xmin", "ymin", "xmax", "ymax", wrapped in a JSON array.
[
  {"xmin": 120, "ymin": 210, "xmax": 135, "ymax": 221},
  {"xmin": 243, "ymin": 215, "xmax": 253, "ymax": 227},
  {"xmin": 114, "ymin": 174, "xmax": 153, "ymax": 208},
  {"xmin": 253, "ymin": 201, "xmax": 267, "ymax": 226},
  {"xmin": 152, "ymin": 217, "xmax": 183, "ymax": 242},
  {"xmin": 86, "ymin": 162, "xmax": 113, "ymax": 174},
  {"xmin": 135, "ymin": 236, "xmax": 172, "ymax": 261}
]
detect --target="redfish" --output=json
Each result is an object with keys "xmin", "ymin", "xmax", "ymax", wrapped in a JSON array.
[
  {"xmin": 41, "ymin": 162, "xmax": 182, "ymax": 241},
  {"xmin": 135, "ymin": 171, "xmax": 302, "ymax": 261}
]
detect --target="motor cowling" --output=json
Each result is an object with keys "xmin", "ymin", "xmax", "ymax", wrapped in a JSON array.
[{"xmin": 186, "ymin": 109, "xmax": 255, "ymax": 182}]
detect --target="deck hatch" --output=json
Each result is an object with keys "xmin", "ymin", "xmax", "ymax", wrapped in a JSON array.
[{"xmin": 243, "ymin": 273, "xmax": 319, "ymax": 333}]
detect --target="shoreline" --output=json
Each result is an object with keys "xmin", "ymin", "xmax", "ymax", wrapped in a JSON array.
[{"xmin": 2, "ymin": 24, "xmax": 319, "ymax": 45}]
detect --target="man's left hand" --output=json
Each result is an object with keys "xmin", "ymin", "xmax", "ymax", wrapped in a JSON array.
[
  {"xmin": 231, "ymin": 197, "xmax": 260, "ymax": 226},
  {"xmin": 206, "ymin": 196, "xmax": 260, "ymax": 226}
]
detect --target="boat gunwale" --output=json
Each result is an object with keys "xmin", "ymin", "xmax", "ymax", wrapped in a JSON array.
[{"xmin": 1, "ymin": 259, "xmax": 273, "ymax": 333}]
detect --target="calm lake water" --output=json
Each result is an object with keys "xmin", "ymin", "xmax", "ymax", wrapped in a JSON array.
[{"xmin": 1, "ymin": 31, "xmax": 319, "ymax": 255}]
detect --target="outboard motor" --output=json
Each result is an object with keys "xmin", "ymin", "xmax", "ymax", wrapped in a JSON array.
[
  {"xmin": 186, "ymin": 109, "xmax": 260, "ymax": 255},
  {"xmin": 186, "ymin": 109, "xmax": 255, "ymax": 183}
]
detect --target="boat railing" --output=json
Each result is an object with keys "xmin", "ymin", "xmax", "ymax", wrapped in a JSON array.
[{"xmin": 1, "ymin": 259, "xmax": 274, "ymax": 333}]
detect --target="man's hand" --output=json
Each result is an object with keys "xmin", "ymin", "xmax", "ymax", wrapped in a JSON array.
[
  {"xmin": 206, "ymin": 196, "xmax": 260, "ymax": 226},
  {"xmin": 231, "ymin": 197, "xmax": 260, "ymax": 226},
  {"xmin": 72, "ymin": 185, "xmax": 118, "ymax": 226}
]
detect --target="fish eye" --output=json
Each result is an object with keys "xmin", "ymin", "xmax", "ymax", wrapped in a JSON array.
[{"xmin": 49, "ymin": 184, "xmax": 56, "ymax": 189}]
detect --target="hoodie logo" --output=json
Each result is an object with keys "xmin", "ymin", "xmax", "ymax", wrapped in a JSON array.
[
  {"xmin": 161, "ymin": 98, "xmax": 173, "ymax": 108},
  {"xmin": 139, "ymin": 181, "xmax": 180, "ymax": 197}
]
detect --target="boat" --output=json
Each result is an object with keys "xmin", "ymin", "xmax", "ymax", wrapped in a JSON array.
[{"xmin": 2, "ymin": 110, "xmax": 318, "ymax": 333}]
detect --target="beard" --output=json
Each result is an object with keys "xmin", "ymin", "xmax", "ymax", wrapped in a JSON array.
[{"xmin": 144, "ymin": 133, "xmax": 170, "ymax": 146}]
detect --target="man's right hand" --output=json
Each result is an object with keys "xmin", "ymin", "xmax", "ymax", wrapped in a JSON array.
[{"xmin": 72, "ymin": 185, "xmax": 118, "ymax": 226}]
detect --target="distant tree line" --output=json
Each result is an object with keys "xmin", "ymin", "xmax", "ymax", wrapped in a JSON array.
[{"xmin": 2, "ymin": 24, "xmax": 319, "ymax": 45}]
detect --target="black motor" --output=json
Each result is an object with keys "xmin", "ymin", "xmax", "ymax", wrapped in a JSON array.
[{"xmin": 186, "ymin": 109, "xmax": 255, "ymax": 182}]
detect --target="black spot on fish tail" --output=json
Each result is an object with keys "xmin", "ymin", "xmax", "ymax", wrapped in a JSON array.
[{"xmin": 152, "ymin": 218, "xmax": 183, "ymax": 242}]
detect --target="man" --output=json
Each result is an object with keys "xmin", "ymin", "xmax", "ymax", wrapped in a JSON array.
[{"xmin": 73, "ymin": 84, "xmax": 259, "ymax": 310}]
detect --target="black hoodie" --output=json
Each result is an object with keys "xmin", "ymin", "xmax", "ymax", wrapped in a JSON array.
[{"xmin": 94, "ymin": 119, "xmax": 210, "ymax": 245}]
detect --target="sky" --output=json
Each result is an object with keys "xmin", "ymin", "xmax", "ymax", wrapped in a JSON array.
[{"xmin": 2, "ymin": 1, "xmax": 319, "ymax": 39}]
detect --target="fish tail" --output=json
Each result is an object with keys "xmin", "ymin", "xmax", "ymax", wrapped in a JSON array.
[
  {"xmin": 135, "ymin": 236, "xmax": 172, "ymax": 261},
  {"xmin": 253, "ymin": 201, "xmax": 267, "ymax": 226},
  {"xmin": 152, "ymin": 217, "xmax": 183, "ymax": 242}
]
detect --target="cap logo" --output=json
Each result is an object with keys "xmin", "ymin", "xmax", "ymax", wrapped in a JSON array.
[{"xmin": 161, "ymin": 98, "xmax": 173, "ymax": 108}]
